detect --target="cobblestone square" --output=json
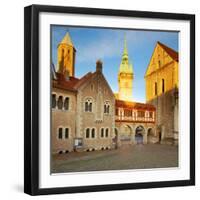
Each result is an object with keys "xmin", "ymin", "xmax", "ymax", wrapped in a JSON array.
[{"xmin": 51, "ymin": 144, "xmax": 178, "ymax": 173}]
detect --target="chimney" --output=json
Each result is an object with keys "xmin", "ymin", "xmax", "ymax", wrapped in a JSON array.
[{"xmin": 96, "ymin": 59, "xmax": 103, "ymax": 73}]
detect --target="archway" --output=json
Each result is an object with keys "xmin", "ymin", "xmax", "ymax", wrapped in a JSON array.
[
  {"xmin": 119, "ymin": 124, "xmax": 132, "ymax": 145},
  {"xmin": 135, "ymin": 126, "xmax": 145, "ymax": 144}
]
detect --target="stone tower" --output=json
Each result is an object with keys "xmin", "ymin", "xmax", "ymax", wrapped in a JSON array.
[
  {"xmin": 118, "ymin": 35, "xmax": 134, "ymax": 101},
  {"xmin": 57, "ymin": 32, "xmax": 76, "ymax": 77}
]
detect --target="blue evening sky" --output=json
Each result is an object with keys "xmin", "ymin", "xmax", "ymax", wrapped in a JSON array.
[{"xmin": 51, "ymin": 25, "xmax": 178, "ymax": 103}]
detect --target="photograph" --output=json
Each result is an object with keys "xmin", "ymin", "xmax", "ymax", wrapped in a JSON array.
[{"xmin": 50, "ymin": 26, "xmax": 179, "ymax": 174}]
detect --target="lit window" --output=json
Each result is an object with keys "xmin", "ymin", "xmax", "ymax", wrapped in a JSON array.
[{"xmin": 58, "ymin": 128, "xmax": 63, "ymax": 139}]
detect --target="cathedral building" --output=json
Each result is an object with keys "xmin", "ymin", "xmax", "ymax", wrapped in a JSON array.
[{"xmin": 145, "ymin": 42, "xmax": 179, "ymax": 145}]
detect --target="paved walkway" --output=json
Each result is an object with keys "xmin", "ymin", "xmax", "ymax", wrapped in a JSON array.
[{"xmin": 51, "ymin": 144, "xmax": 178, "ymax": 173}]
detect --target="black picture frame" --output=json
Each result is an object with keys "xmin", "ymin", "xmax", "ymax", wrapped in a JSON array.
[{"xmin": 24, "ymin": 4, "xmax": 195, "ymax": 196}]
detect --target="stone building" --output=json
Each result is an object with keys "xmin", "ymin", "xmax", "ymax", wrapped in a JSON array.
[
  {"xmin": 145, "ymin": 42, "xmax": 179, "ymax": 145},
  {"xmin": 51, "ymin": 32, "xmax": 115, "ymax": 154}
]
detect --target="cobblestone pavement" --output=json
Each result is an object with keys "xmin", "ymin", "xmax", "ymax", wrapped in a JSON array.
[{"xmin": 51, "ymin": 144, "xmax": 178, "ymax": 173}]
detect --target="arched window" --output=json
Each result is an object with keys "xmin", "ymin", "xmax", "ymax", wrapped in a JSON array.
[
  {"xmin": 104, "ymin": 101, "xmax": 110, "ymax": 114},
  {"xmin": 101, "ymin": 128, "xmax": 104, "ymax": 138},
  {"xmin": 64, "ymin": 97, "xmax": 69, "ymax": 110},
  {"xmin": 86, "ymin": 128, "xmax": 90, "ymax": 138},
  {"xmin": 91, "ymin": 128, "xmax": 95, "ymax": 138},
  {"xmin": 52, "ymin": 94, "xmax": 56, "ymax": 108},
  {"xmin": 57, "ymin": 96, "xmax": 63, "ymax": 110},
  {"xmin": 58, "ymin": 128, "xmax": 63, "ymax": 139},
  {"xmin": 85, "ymin": 98, "xmax": 92, "ymax": 112},
  {"xmin": 162, "ymin": 79, "xmax": 165, "ymax": 93},
  {"xmin": 105, "ymin": 128, "xmax": 109, "ymax": 137},
  {"xmin": 65, "ymin": 128, "xmax": 69, "ymax": 139},
  {"xmin": 154, "ymin": 82, "xmax": 157, "ymax": 96}
]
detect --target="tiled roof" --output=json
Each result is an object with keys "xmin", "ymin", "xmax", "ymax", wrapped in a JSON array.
[
  {"xmin": 53, "ymin": 73, "xmax": 79, "ymax": 92},
  {"xmin": 158, "ymin": 41, "xmax": 178, "ymax": 62},
  {"xmin": 115, "ymin": 99, "xmax": 155, "ymax": 110},
  {"xmin": 52, "ymin": 72, "xmax": 95, "ymax": 92}
]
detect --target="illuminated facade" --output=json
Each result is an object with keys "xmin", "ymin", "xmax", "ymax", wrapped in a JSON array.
[{"xmin": 145, "ymin": 42, "xmax": 179, "ymax": 144}]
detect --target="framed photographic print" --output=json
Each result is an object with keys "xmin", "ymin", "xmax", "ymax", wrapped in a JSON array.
[{"xmin": 24, "ymin": 4, "xmax": 195, "ymax": 195}]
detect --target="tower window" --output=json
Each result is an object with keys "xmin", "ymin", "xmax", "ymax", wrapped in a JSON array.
[
  {"xmin": 154, "ymin": 82, "xmax": 157, "ymax": 96},
  {"xmin": 58, "ymin": 128, "xmax": 63, "ymax": 139},
  {"xmin": 162, "ymin": 79, "xmax": 165, "ymax": 93},
  {"xmin": 57, "ymin": 96, "xmax": 63, "ymax": 110},
  {"xmin": 64, "ymin": 97, "xmax": 69, "ymax": 110},
  {"xmin": 52, "ymin": 94, "xmax": 56, "ymax": 108}
]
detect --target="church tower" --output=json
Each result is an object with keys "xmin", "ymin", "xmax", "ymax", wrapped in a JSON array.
[
  {"xmin": 57, "ymin": 32, "xmax": 76, "ymax": 77},
  {"xmin": 118, "ymin": 35, "xmax": 134, "ymax": 101}
]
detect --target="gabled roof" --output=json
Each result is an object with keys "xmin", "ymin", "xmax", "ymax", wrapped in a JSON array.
[
  {"xmin": 53, "ymin": 73, "xmax": 79, "ymax": 92},
  {"xmin": 145, "ymin": 41, "xmax": 178, "ymax": 77},
  {"xmin": 157, "ymin": 41, "xmax": 178, "ymax": 62}
]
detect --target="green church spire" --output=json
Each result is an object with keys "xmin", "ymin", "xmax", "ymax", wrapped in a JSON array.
[{"xmin": 119, "ymin": 34, "xmax": 133, "ymax": 74}]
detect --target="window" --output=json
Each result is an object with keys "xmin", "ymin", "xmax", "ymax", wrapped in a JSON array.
[
  {"xmin": 104, "ymin": 102, "xmax": 110, "ymax": 114},
  {"xmin": 65, "ymin": 128, "xmax": 69, "ymax": 139},
  {"xmin": 155, "ymin": 82, "xmax": 157, "ymax": 96},
  {"xmin": 137, "ymin": 111, "xmax": 145, "ymax": 118},
  {"xmin": 105, "ymin": 128, "xmax": 109, "ymax": 137},
  {"xmin": 162, "ymin": 79, "xmax": 165, "ymax": 93},
  {"xmin": 52, "ymin": 94, "xmax": 56, "ymax": 108},
  {"xmin": 64, "ymin": 97, "xmax": 69, "ymax": 110},
  {"xmin": 91, "ymin": 128, "xmax": 95, "ymax": 138},
  {"xmin": 101, "ymin": 128, "xmax": 104, "ymax": 138},
  {"xmin": 58, "ymin": 128, "xmax": 63, "ymax": 139},
  {"xmin": 85, "ymin": 99, "xmax": 92, "ymax": 112},
  {"xmin": 57, "ymin": 96, "xmax": 63, "ymax": 110},
  {"xmin": 149, "ymin": 111, "xmax": 153, "ymax": 118},
  {"xmin": 86, "ymin": 128, "xmax": 90, "ymax": 138},
  {"xmin": 124, "ymin": 109, "xmax": 132, "ymax": 117}
]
